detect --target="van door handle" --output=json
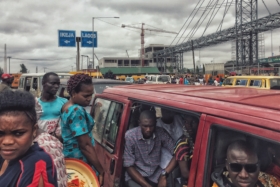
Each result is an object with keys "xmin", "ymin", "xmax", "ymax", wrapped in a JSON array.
[{"xmin": 110, "ymin": 158, "xmax": 115, "ymax": 175}]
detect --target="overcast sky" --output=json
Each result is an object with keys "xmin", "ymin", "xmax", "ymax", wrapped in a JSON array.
[{"xmin": 0, "ymin": 0, "xmax": 279, "ymax": 73}]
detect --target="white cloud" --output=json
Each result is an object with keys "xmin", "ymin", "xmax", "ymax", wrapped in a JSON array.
[{"xmin": 0, "ymin": 0, "xmax": 279, "ymax": 73}]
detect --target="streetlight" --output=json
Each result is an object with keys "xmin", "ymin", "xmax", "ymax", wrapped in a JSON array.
[{"xmin": 92, "ymin": 17, "xmax": 119, "ymax": 69}]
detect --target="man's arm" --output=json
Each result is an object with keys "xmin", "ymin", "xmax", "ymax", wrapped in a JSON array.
[{"xmin": 126, "ymin": 167, "xmax": 152, "ymax": 187}]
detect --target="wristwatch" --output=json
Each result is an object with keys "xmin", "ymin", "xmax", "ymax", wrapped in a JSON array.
[{"xmin": 161, "ymin": 169, "xmax": 169, "ymax": 177}]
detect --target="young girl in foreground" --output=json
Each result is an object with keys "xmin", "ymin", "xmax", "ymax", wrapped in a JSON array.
[{"xmin": 0, "ymin": 90, "xmax": 57, "ymax": 187}]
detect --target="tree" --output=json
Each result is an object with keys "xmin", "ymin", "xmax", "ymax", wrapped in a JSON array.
[
  {"xmin": 196, "ymin": 65, "xmax": 199, "ymax": 74},
  {"xmin": 20, "ymin": 64, "xmax": 28, "ymax": 73},
  {"xmin": 187, "ymin": 69, "xmax": 191, "ymax": 73},
  {"xmin": 104, "ymin": 70, "xmax": 115, "ymax": 79}
]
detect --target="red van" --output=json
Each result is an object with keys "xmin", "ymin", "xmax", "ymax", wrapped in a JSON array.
[{"xmin": 90, "ymin": 85, "xmax": 280, "ymax": 187}]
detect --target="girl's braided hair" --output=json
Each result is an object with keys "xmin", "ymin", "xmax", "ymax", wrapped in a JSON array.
[{"xmin": 67, "ymin": 73, "xmax": 92, "ymax": 96}]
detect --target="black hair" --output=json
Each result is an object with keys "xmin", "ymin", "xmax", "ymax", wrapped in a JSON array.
[
  {"xmin": 67, "ymin": 74, "xmax": 92, "ymax": 96},
  {"xmin": 42, "ymin": 72, "xmax": 58, "ymax": 85},
  {"xmin": 139, "ymin": 110, "xmax": 156, "ymax": 122},
  {"xmin": 0, "ymin": 90, "xmax": 37, "ymax": 125}
]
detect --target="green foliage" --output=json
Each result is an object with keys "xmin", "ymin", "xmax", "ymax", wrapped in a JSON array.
[
  {"xmin": 20, "ymin": 64, "xmax": 28, "ymax": 73},
  {"xmin": 104, "ymin": 70, "xmax": 115, "ymax": 79}
]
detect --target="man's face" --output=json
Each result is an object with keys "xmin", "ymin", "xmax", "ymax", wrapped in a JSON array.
[
  {"xmin": 226, "ymin": 149, "xmax": 259, "ymax": 187},
  {"xmin": 43, "ymin": 75, "xmax": 60, "ymax": 95},
  {"xmin": 139, "ymin": 118, "xmax": 155, "ymax": 139}
]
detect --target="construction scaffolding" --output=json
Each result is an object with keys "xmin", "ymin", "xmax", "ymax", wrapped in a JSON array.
[
  {"xmin": 153, "ymin": 1, "xmax": 280, "ymax": 71},
  {"xmin": 258, "ymin": 33, "xmax": 265, "ymax": 59}
]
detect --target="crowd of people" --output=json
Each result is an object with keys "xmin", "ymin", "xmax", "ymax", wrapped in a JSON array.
[
  {"xmin": 171, "ymin": 75, "xmax": 224, "ymax": 86},
  {"xmin": 0, "ymin": 72, "xmax": 104, "ymax": 187},
  {"xmin": 0, "ymin": 71, "xmax": 280, "ymax": 187}
]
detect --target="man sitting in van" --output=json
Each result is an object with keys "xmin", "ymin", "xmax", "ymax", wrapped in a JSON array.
[
  {"xmin": 123, "ymin": 110, "xmax": 177, "ymax": 187},
  {"xmin": 173, "ymin": 116, "xmax": 198, "ymax": 186},
  {"xmin": 157, "ymin": 109, "xmax": 184, "ymax": 168},
  {"xmin": 212, "ymin": 140, "xmax": 280, "ymax": 187}
]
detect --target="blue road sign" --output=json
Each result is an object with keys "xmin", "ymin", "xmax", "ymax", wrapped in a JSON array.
[
  {"xmin": 58, "ymin": 30, "xmax": 76, "ymax": 47},
  {"xmin": 81, "ymin": 31, "xmax": 97, "ymax": 48}
]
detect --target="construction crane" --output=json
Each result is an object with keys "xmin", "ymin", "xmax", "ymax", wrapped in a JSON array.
[{"xmin": 121, "ymin": 23, "xmax": 177, "ymax": 67}]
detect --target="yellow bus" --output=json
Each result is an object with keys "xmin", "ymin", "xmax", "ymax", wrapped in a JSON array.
[{"xmin": 222, "ymin": 76, "xmax": 280, "ymax": 89}]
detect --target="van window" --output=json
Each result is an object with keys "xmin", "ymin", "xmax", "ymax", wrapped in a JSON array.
[
  {"xmin": 151, "ymin": 76, "xmax": 156, "ymax": 81},
  {"xmin": 158, "ymin": 76, "xmax": 170, "ymax": 82},
  {"xmin": 126, "ymin": 102, "xmax": 200, "ymax": 186},
  {"xmin": 236, "ymin": 79, "xmax": 247, "ymax": 86},
  {"xmin": 32, "ymin": 78, "xmax": 38, "ymax": 90},
  {"xmin": 249, "ymin": 79, "xmax": 261, "ymax": 87},
  {"xmin": 223, "ymin": 78, "xmax": 234, "ymax": 86},
  {"xmin": 270, "ymin": 79, "xmax": 280, "ymax": 89},
  {"xmin": 206, "ymin": 125, "xmax": 280, "ymax": 187},
  {"xmin": 19, "ymin": 77, "xmax": 24, "ymax": 88},
  {"xmin": 92, "ymin": 98, "xmax": 123, "ymax": 153},
  {"xmin": 24, "ymin": 77, "xmax": 32, "ymax": 91}
]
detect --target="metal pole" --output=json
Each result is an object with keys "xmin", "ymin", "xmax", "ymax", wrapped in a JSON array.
[
  {"xmin": 92, "ymin": 18, "xmax": 95, "ymax": 69},
  {"xmin": 76, "ymin": 37, "xmax": 81, "ymax": 71},
  {"xmin": 191, "ymin": 40, "xmax": 196, "ymax": 76},
  {"xmin": 4, "ymin": 44, "xmax": 7, "ymax": 73},
  {"xmin": 7, "ymin": 57, "xmax": 11, "ymax": 74}
]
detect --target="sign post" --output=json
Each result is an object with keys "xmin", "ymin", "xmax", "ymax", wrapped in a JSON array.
[
  {"xmin": 81, "ymin": 31, "xmax": 97, "ymax": 69},
  {"xmin": 81, "ymin": 31, "xmax": 97, "ymax": 48},
  {"xmin": 58, "ymin": 30, "xmax": 76, "ymax": 47}
]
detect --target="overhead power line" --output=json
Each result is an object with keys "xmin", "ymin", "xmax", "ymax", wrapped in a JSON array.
[
  {"xmin": 169, "ymin": 0, "xmax": 204, "ymax": 46},
  {"xmin": 175, "ymin": 0, "xmax": 206, "ymax": 45},
  {"xmin": 183, "ymin": 0, "xmax": 217, "ymax": 43}
]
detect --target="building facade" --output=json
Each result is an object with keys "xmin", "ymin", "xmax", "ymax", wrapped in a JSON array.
[{"xmin": 98, "ymin": 44, "xmax": 177, "ymax": 73}]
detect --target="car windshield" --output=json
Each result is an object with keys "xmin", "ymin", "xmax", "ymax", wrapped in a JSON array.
[{"xmin": 125, "ymin": 77, "xmax": 133, "ymax": 81}]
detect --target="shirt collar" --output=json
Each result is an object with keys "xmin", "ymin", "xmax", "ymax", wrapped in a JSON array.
[{"xmin": 136, "ymin": 126, "xmax": 156, "ymax": 140}]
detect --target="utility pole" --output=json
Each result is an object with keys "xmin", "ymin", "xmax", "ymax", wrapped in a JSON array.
[
  {"xmin": 7, "ymin": 56, "xmax": 11, "ymax": 74},
  {"xmin": 36, "ymin": 66, "xmax": 38, "ymax": 73},
  {"xmin": 76, "ymin": 37, "xmax": 81, "ymax": 71},
  {"xmin": 4, "ymin": 44, "xmax": 7, "ymax": 73},
  {"xmin": 43, "ymin": 67, "xmax": 47, "ymax": 73},
  {"xmin": 191, "ymin": 40, "xmax": 196, "ymax": 77}
]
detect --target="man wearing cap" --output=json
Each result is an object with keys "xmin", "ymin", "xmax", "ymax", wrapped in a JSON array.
[{"xmin": 0, "ymin": 73, "xmax": 14, "ymax": 92}]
